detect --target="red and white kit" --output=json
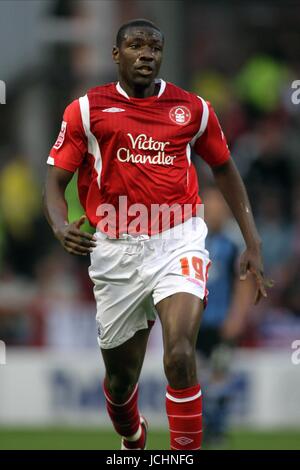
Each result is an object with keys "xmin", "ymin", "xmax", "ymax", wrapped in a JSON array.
[{"xmin": 48, "ymin": 79, "xmax": 230, "ymax": 348}]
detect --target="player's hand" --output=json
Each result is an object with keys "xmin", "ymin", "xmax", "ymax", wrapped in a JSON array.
[
  {"xmin": 239, "ymin": 246, "xmax": 273, "ymax": 304},
  {"xmin": 55, "ymin": 215, "xmax": 97, "ymax": 256}
]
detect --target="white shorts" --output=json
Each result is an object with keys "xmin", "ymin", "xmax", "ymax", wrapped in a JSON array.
[{"xmin": 89, "ymin": 217, "xmax": 211, "ymax": 349}]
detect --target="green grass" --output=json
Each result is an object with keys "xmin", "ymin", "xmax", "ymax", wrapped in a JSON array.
[{"xmin": 0, "ymin": 428, "xmax": 300, "ymax": 450}]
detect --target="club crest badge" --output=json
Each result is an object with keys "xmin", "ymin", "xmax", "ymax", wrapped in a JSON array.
[{"xmin": 169, "ymin": 106, "xmax": 191, "ymax": 126}]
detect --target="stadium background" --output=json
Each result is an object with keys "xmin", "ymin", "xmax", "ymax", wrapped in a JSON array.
[{"xmin": 0, "ymin": 0, "xmax": 300, "ymax": 450}]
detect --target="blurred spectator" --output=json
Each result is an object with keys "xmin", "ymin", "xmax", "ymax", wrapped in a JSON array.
[
  {"xmin": 275, "ymin": 195, "xmax": 300, "ymax": 318},
  {"xmin": 245, "ymin": 115, "xmax": 293, "ymax": 221},
  {"xmin": 0, "ymin": 155, "xmax": 50, "ymax": 278},
  {"xmin": 256, "ymin": 191, "xmax": 293, "ymax": 272},
  {"xmin": 0, "ymin": 156, "xmax": 40, "ymax": 238},
  {"xmin": 35, "ymin": 247, "xmax": 95, "ymax": 348},
  {"xmin": 196, "ymin": 187, "xmax": 254, "ymax": 446},
  {"xmin": 235, "ymin": 55, "xmax": 290, "ymax": 113}
]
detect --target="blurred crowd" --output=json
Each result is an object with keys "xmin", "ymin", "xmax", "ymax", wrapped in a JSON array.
[{"xmin": 0, "ymin": 0, "xmax": 300, "ymax": 349}]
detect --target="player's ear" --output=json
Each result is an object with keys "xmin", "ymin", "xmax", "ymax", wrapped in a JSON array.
[{"xmin": 112, "ymin": 46, "xmax": 119, "ymax": 65}]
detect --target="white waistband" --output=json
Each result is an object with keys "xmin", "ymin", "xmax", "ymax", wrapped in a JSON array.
[{"xmin": 96, "ymin": 217, "xmax": 206, "ymax": 242}]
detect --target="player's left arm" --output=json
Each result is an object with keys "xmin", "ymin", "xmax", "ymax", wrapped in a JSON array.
[
  {"xmin": 212, "ymin": 158, "xmax": 268, "ymax": 304},
  {"xmin": 194, "ymin": 101, "xmax": 271, "ymax": 304}
]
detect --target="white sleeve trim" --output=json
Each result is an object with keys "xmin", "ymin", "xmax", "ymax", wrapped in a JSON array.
[
  {"xmin": 47, "ymin": 156, "xmax": 54, "ymax": 165},
  {"xmin": 190, "ymin": 97, "xmax": 209, "ymax": 147},
  {"xmin": 79, "ymin": 94, "xmax": 102, "ymax": 188},
  {"xmin": 79, "ymin": 95, "xmax": 90, "ymax": 137}
]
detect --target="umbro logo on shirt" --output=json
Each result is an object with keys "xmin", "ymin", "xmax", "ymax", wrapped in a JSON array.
[{"xmin": 102, "ymin": 107, "xmax": 125, "ymax": 113}]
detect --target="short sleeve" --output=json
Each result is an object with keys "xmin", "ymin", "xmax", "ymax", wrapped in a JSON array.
[
  {"xmin": 193, "ymin": 101, "xmax": 230, "ymax": 167},
  {"xmin": 47, "ymin": 99, "xmax": 87, "ymax": 172}
]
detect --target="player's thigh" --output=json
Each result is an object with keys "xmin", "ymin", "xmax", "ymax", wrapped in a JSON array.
[
  {"xmin": 153, "ymin": 219, "xmax": 210, "ymax": 350},
  {"xmin": 101, "ymin": 327, "xmax": 151, "ymax": 382},
  {"xmin": 155, "ymin": 292, "xmax": 204, "ymax": 350}
]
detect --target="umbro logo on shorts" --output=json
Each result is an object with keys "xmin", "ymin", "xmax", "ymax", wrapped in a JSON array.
[
  {"xmin": 102, "ymin": 107, "xmax": 125, "ymax": 113},
  {"xmin": 97, "ymin": 321, "xmax": 104, "ymax": 339}
]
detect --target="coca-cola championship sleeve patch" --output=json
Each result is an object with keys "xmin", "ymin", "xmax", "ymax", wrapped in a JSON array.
[{"xmin": 47, "ymin": 99, "xmax": 87, "ymax": 172}]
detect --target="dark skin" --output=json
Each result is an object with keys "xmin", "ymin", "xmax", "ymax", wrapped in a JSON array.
[
  {"xmin": 112, "ymin": 26, "xmax": 164, "ymax": 98},
  {"xmin": 44, "ymin": 26, "xmax": 269, "ymax": 401},
  {"xmin": 44, "ymin": 166, "xmax": 97, "ymax": 256}
]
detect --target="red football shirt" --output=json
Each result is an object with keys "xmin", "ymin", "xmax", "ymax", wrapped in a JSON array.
[{"xmin": 48, "ymin": 80, "xmax": 230, "ymax": 236}]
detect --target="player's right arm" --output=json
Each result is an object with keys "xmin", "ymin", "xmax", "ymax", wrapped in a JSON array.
[
  {"xmin": 43, "ymin": 99, "xmax": 96, "ymax": 256},
  {"xmin": 44, "ymin": 166, "xmax": 96, "ymax": 255}
]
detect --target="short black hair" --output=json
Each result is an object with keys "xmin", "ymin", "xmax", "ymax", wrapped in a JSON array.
[{"xmin": 116, "ymin": 19, "xmax": 163, "ymax": 47}]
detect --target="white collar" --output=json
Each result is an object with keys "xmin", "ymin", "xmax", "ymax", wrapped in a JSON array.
[{"xmin": 116, "ymin": 79, "xmax": 166, "ymax": 99}]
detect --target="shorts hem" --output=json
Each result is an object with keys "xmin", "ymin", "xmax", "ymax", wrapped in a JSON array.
[
  {"xmin": 153, "ymin": 286, "xmax": 206, "ymax": 306},
  {"xmin": 98, "ymin": 324, "xmax": 150, "ymax": 350}
]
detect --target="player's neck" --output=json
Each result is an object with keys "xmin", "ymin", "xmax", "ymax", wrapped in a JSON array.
[{"xmin": 118, "ymin": 79, "xmax": 158, "ymax": 98}]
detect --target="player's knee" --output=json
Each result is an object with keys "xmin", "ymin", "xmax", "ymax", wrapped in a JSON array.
[
  {"xmin": 106, "ymin": 372, "xmax": 137, "ymax": 402},
  {"xmin": 164, "ymin": 343, "xmax": 195, "ymax": 385}
]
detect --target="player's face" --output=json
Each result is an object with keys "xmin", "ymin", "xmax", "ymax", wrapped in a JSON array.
[{"xmin": 113, "ymin": 27, "xmax": 163, "ymax": 87}]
